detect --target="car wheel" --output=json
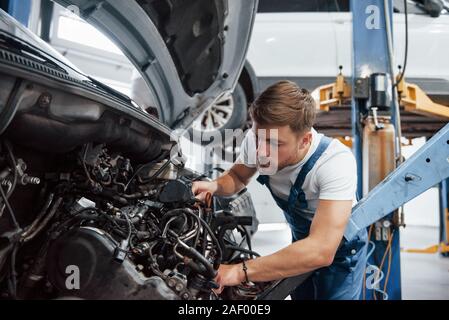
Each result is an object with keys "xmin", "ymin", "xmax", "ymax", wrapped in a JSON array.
[{"xmin": 190, "ymin": 82, "xmax": 248, "ymax": 147}]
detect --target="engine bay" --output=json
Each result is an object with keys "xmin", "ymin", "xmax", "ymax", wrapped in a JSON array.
[{"xmin": 0, "ymin": 139, "xmax": 271, "ymax": 300}]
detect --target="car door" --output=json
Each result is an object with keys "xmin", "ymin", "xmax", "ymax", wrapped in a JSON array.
[
  {"xmin": 391, "ymin": 0, "xmax": 449, "ymax": 104},
  {"xmin": 247, "ymin": 0, "xmax": 339, "ymax": 92}
]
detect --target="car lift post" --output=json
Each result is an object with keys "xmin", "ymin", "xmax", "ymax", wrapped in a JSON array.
[
  {"xmin": 438, "ymin": 178, "xmax": 449, "ymax": 257},
  {"xmin": 350, "ymin": 0, "xmax": 404, "ymax": 300}
]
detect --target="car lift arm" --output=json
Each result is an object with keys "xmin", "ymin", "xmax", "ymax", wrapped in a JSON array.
[{"xmin": 345, "ymin": 122, "xmax": 449, "ymax": 240}]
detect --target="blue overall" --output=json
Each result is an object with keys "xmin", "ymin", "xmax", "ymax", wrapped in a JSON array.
[{"xmin": 256, "ymin": 136, "xmax": 368, "ymax": 300}]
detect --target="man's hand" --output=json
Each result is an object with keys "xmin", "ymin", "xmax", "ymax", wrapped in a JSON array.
[
  {"xmin": 192, "ymin": 164, "xmax": 256, "ymax": 201},
  {"xmin": 213, "ymin": 264, "xmax": 245, "ymax": 294},
  {"xmin": 192, "ymin": 181, "xmax": 218, "ymax": 201},
  {"xmin": 227, "ymin": 199, "xmax": 353, "ymax": 283}
]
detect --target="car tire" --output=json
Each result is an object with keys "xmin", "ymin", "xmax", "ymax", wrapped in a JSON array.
[{"xmin": 190, "ymin": 82, "xmax": 248, "ymax": 147}]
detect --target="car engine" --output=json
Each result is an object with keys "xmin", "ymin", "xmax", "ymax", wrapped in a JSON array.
[{"xmin": 0, "ymin": 139, "xmax": 267, "ymax": 300}]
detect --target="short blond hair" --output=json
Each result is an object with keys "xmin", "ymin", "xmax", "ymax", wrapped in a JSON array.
[{"xmin": 250, "ymin": 80, "xmax": 316, "ymax": 133}]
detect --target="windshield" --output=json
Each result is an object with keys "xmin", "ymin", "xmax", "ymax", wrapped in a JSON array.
[
  {"xmin": 0, "ymin": 8, "xmax": 85, "ymax": 75},
  {"xmin": 408, "ymin": 0, "xmax": 449, "ymax": 16}
]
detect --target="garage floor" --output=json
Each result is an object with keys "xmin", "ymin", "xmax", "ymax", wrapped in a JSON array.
[{"xmin": 251, "ymin": 224, "xmax": 449, "ymax": 300}]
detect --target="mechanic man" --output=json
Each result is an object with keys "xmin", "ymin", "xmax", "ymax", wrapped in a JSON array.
[{"xmin": 192, "ymin": 80, "xmax": 368, "ymax": 300}]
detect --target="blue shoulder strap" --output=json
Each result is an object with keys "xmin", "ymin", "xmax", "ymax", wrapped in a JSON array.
[
  {"xmin": 287, "ymin": 136, "xmax": 332, "ymax": 210},
  {"xmin": 256, "ymin": 136, "xmax": 333, "ymax": 212}
]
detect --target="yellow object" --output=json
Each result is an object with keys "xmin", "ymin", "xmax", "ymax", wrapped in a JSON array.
[
  {"xmin": 400, "ymin": 83, "xmax": 449, "ymax": 118},
  {"xmin": 402, "ymin": 243, "xmax": 449, "ymax": 254},
  {"xmin": 313, "ymin": 72, "xmax": 449, "ymax": 120},
  {"xmin": 336, "ymin": 137, "xmax": 353, "ymax": 148},
  {"xmin": 313, "ymin": 74, "xmax": 351, "ymax": 111},
  {"xmin": 396, "ymin": 72, "xmax": 406, "ymax": 98},
  {"xmin": 446, "ymin": 208, "xmax": 449, "ymax": 244}
]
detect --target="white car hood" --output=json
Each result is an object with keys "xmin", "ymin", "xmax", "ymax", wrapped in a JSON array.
[{"xmin": 53, "ymin": 0, "xmax": 258, "ymax": 130}]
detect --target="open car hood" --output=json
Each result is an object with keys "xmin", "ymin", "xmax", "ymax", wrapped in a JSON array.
[{"xmin": 54, "ymin": 0, "xmax": 258, "ymax": 131}]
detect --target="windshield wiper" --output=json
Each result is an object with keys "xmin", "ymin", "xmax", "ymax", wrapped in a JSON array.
[
  {"xmin": 85, "ymin": 76, "xmax": 132, "ymax": 104},
  {"xmin": 0, "ymin": 33, "xmax": 67, "ymax": 73}
]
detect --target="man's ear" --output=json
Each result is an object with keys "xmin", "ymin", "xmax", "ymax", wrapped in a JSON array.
[{"xmin": 300, "ymin": 131, "xmax": 313, "ymax": 148}]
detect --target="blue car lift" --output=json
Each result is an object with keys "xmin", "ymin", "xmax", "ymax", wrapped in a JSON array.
[
  {"xmin": 345, "ymin": 0, "xmax": 449, "ymax": 300},
  {"xmin": 4, "ymin": 0, "xmax": 31, "ymax": 27}
]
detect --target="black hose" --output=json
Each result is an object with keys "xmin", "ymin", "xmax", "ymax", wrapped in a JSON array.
[
  {"xmin": 22, "ymin": 197, "xmax": 63, "ymax": 243},
  {"xmin": 8, "ymin": 244, "xmax": 18, "ymax": 299},
  {"xmin": 121, "ymin": 210, "xmax": 133, "ymax": 242},
  {"xmin": 21, "ymin": 193, "xmax": 55, "ymax": 240},
  {"xmin": 169, "ymin": 230, "xmax": 216, "ymax": 279},
  {"xmin": 161, "ymin": 210, "xmax": 188, "ymax": 235},
  {"xmin": 6, "ymin": 113, "xmax": 163, "ymax": 164},
  {"xmin": 193, "ymin": 212, "xmax": 202, "ymax": 249},
  {"xmin": 394, "ymin": 0, "xmax": 409, "ymax": 87},
  {"xmin": 167, "ymin": 208, "xmax": 223, "ymax": 268},
  {"xmin": 225, "ymin": 245, "xmax": 260, "ymax": 258},
  {"xmin": 237, "ymin": 225, "xmax": 253, "ymax": 252},
  {"xmin": 3, "ymin": 140, "xmax": 17, "ymax": 199},
  {"xmin": 146, "ymin": 159, "xmax": 172, "ymax": 182},
  {"xmin": 52, "ymin": 208, "xmax": 99, "ymax": 233},
  {"xmin": 113, "ymin": 216, "xmax": 140, "ymax": 225},
  {"xmin": 0, "ymin": 182, "xmax": 19, "ymax": 229},
  {"xmin": 181, "ymin": 244, "xmax": 217, "ymax": 279}
]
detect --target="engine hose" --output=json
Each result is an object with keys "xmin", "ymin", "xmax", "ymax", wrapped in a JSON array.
[
  {"xmin": 3, "ymin": 140, "xmax": 17, "ymax": 199},
  {"xmin": 5, "ymin": 112, "xmax": 163, "ymax": 164},
  {"xmin": 21, "ymin": 193, "xmax": 55, "ymax": 240},
  {"xmin": 161, "ymin": 211, "xmax": 188, "ymax": 235},
  {"xmin": 113, "ymin": 216, "xmax": 140, "ymax": 225},
  {"xmin": 166, "ymin": 208, "xmax": 222, "ymax": 268},
  {"xmin": 173, "ymin": 233, "xmax": 216, "ymax": 279},
  {"xmin": 225, "ymin": 246, "xmax": 260, "ymax": 258},
  {"xmin": 22, "ymin": 197, "xmax": 63, "ymax": 243},
  {"xmin": 185, "ymin": 259, "xmax": 208, "ymax": 275},
  {"xmin": 8, "ymin": 244, "xmax": 18, "ymax": 299}
]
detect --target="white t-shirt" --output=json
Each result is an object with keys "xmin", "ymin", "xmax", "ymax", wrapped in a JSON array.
[{"xmin": 236, "ymin": 128, "xmax": 358, "ymax": 220}]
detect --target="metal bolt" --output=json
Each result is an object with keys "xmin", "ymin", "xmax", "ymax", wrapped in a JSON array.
[
  {"xmin": 22, "ymin": 175, "xmax": 40, "ymax": 185},
  {"xmin": 38, "ymin": 93, "xmax": 52, "ymax": 108},
  {"xmin": 182, "ymin": 292, "xmax": 190, "ymax": 300},
  {"xmin": 168, "ymin": 279, "xmax": 176, "ymax": 287},
  {"xmin": 136, "ymin": 264, "xmax": 144, "ymax": 272},
  {"xmin": 175, "ymin": 283, "xmax": 184, "ymax": 292}
]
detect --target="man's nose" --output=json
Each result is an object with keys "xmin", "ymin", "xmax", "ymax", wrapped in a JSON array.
[{"xmin": 257, "ymin": 140, "xmax": 270, "ymax": 157}]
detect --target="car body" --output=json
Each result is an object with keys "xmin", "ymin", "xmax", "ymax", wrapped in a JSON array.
[
  {"xmin": 187, "ymin": 0, "xmax": 449, "ymax": 144},
  {"xmin": 248, "ymin": 0, "xmax": 449, "ymax": 104}
]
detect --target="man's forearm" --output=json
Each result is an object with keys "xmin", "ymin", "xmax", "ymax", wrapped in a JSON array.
[
  {"xmin": 214, "ymin": 171, "xmax": 247, "ymax": 197},
  {"xmin": 245, "ymin": 237, "xmax": 332, "ymax": 282}
]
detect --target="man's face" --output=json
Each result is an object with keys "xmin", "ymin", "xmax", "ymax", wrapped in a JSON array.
[{"xmin": 253, "ymin": 122, "xmax": 312, "ymax": 174}]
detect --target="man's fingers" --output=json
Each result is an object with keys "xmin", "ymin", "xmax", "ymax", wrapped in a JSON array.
[
  {"xmin": 192, "ymin": 181, "xmax": 200, "ymax": 194},
  {"xmin": 212, "ymin": 284, "xmax": 224, "ymax": 295},
  {"xmin": 195, "ymin": 192, "xmax": 207, "ymax": 201}
]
